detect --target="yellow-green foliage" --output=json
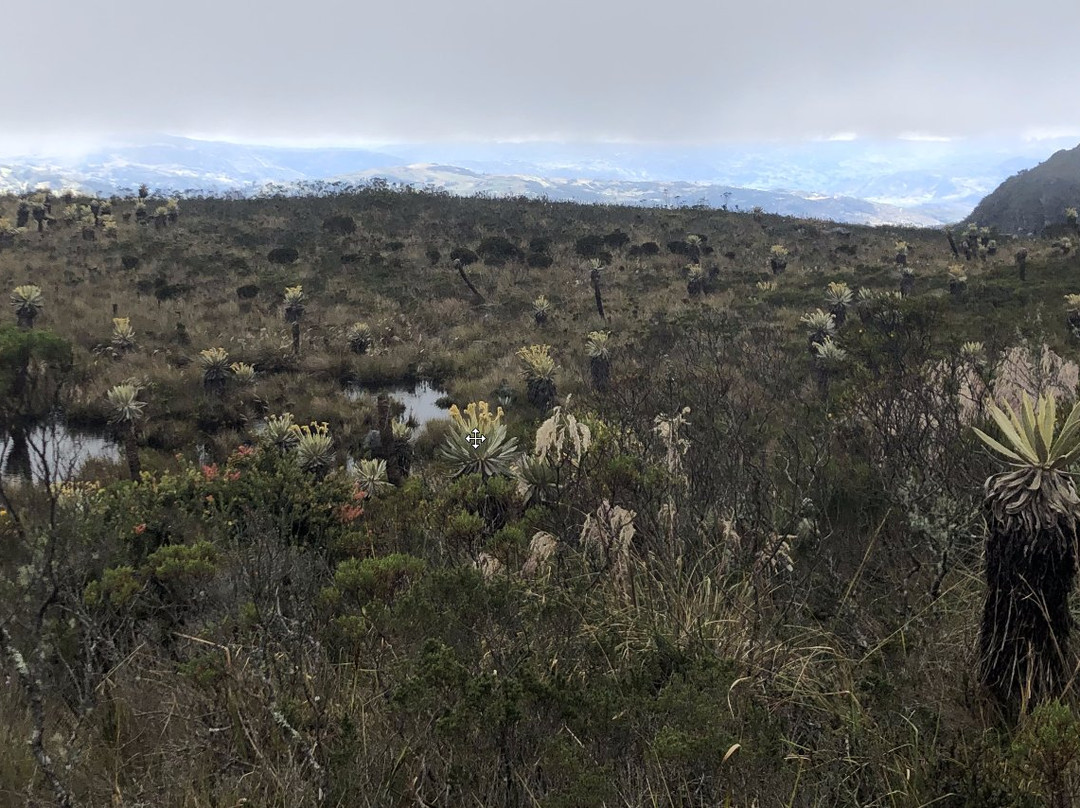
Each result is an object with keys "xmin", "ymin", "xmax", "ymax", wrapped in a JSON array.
[
  {"xmin": 230, "ymin": 361, "xmax": 256, "ymax": 384},
  {"xmin": 516, "ymin": 344, "xmax": 556, "ymax": 380},
  {"xmin": 325, "ymin": 553, "xmax": 426, "ymax": 608},
  {"xmin": 291, "ymin": 420, "xmax": 334, "ymax": 473},
  {"xmin": 84, "ymin": 565, "xmax": 141, "ymax": 608},
  {"xmin": 147, "ymin": 541, "xmax": 218, "ymax": 581},
  {"xmin": 111, "ymin": 317, "xmax": 136, "ymax": 350}
]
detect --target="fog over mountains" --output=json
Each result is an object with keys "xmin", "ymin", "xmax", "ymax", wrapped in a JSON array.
[{"xmin": 1, "ymin": 134, "xmax": 1076, "ymax": 226}]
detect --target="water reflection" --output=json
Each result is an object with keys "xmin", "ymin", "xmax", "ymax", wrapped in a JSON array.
[
  {"xmin": 344, "ymin": 381, "xmax": 449, "ymax": 429},
  {"xmin": 1, "ymin": 422, "xmax": 119, "ymax": 483}
]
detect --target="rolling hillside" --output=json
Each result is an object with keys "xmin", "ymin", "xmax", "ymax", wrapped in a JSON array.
[{"xmin": 966, "ymin": 141, "xmax": 1080, "ymax": 233}]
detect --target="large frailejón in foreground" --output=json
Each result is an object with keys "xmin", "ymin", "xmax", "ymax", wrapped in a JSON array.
[{"xmin": 973, "ymin": 393, "xmax": 1080, "ymax": 713}]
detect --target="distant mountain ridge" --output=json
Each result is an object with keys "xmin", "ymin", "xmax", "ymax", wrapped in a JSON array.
[
  {"xmin": 1, "ymin": 134, "xmax": 1076, "ymax": 226},
  {"xmin": 326, "ymin": 163, "xmax": 945, "ymax": 226},
  {"xmin": 0, "ymin": 135, "xmax": 400, "ymax": 196},
  {"xmin": 965, "ymin": 142, "xmax": 1080, "ymax": 233}
]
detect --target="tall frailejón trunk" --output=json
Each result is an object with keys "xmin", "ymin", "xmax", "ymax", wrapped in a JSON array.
[
  {"xmin": 590, "ymin": 267, "xmax": 605, "ymax": 320},
  {"xmin": 124, "ymin": 426, "xmax": 141, "ymax": 481},
  {"xmin": 979, "ymin": 478, "xmax": 1079, "ymax": 713}
]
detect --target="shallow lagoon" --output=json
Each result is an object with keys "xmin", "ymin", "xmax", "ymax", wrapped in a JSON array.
[
  {"xmin": 344, "ymin": 381, "xmax": 450, "ymax": 431},
  {"xmin": 1, "ymin": 421, "xmax": 120, "ymax": 483}
]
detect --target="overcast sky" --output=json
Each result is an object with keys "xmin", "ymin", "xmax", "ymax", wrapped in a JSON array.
[{"xmin": 6, "ymin": 0, "xmax": 1080, "ymax": 152}]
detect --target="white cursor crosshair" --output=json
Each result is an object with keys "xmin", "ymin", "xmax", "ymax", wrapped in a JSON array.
[{"xmin": 466, "ymin": 428, "xmax": 486, "ymax": 449}]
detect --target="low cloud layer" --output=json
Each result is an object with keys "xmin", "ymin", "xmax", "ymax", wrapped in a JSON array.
[{"xmin": 8, "ymin": 0, "xmax": 1080, "ymax": 149}]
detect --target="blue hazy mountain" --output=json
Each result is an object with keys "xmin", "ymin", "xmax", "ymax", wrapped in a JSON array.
[
  {"xmin": 1, "ymin": 133, "xmax": 1075, "ymax": 225},
  {"xmin": 323, "ymin": 163, "xmax": 947, "ymax": 226},
  {"xmin": 0, "ymin": 134, "xmax": 403, "ymax": 195}
]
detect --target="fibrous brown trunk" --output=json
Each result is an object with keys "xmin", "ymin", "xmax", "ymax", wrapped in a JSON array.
[
  {"xmin": 376, "ymin": 393, "xmax": 391, "ymax": 446},
  {"xmin": 124, "ymin": 427, "xmax": 141, "ymax": 481},
  {"xmin": 389, "ymin": 437, "xmax": 411, "ymax": 484},
  {"xmin": 945, "ymin": 229, "xmax": 959, "ymax": 257},
  {"xmin": 590, "ymin": 267, "xmax": 605, "ymax": 319},
  {"xmin": 590, "ymin": 356, "xmax": 610, "ymax": 391},
  {"xmin": 527, "ymin": 377, "xmax": 556, "ymax": 412},
  {"xmin": 456, "ymin": 261, "xmax": 484, "ymax": 303},
  {"xmin": 979, "ymin": 496, "xmax": 1077, "ymax": 714}
]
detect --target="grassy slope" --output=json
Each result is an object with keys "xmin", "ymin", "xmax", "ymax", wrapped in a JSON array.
[
  {"xmin": 1, "ymin": 189, "xmax": 1080, "ymax": 806},
  {"xmin": 0, "ymin": 192, "xmax": 1065, "ymax": 458}
]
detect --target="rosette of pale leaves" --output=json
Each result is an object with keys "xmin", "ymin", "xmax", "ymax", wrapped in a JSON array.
[
  {"xmin": 513, "ymin": 454, "xmax": 559, "ymax": 506},
  {"xmin": 973, "ymin": 392, "xmax": 1080, "ymax": 533},
  {"xmin": 517, "ymin": 344, "xmax": 556, "ymax": 381},
  {"xmin": 11, "ymin": 285, "xmax": 43, "ymax": 324},
  {"xmin": 532, "ymin": 295, "xmax": 551, "ymax": 324},
  {"xmin": 105, "ymin": 383, "xmax": 146, "ymax": 424},
  {"xmin": 800, "ymin": 309, "xmax": 836, "ymax": 342},
  {"xmin": 260, "ymin": 413, "xmax": 299, "ymax": 452},
  {"xmin": 961, "ymin": 341, "xmax": 985, "ymax": 360},
  {"xmin": 283, "ymin": 285, "xmax": 305, "ymax": 322},
  {"xmin": 824, "ymin": 282, "xmax": 853, "ymax": 309},
  {"xmin": 686, "ymin": 265, "xmax": 705, "ymax": 288},
  {"xmin": 354, "ymin": 458, "xmax": 392, "ymax": 495},
  {"xmin": 855, "ymin": 287, "xmax": 876, "ymax": 309},
  {"xmin": 873, "ymin": 291, "xmax": 903, "ymax": 326},
  {"xmin": 65, "ymin": 204, "xmax": 93, "ymax": 226},
  {"xmin": 346, "ymin": 322, "xmax": 373, "ymax": 354},
  {"xmin": 812, "ymin": 337, "xmax": 847, "ymax": 366},
  {"xmin": 230, "ymin": 362, "xmax": 256, "ymax": 385},
  {"xmin": 585, "ymin": 331, "xmax": 611, "ymax": 359},
  {"xmin": 111, "ymin": 317, "xmax": 136, "ymax": 352},
  {"xmin": 948, "ymin": 265, "xmax": 968, "ymax": 287},
  {"xmin": 961, "ymin": 341, "xmax": 987, "ymax": 370},
  {"xmin": 973, "ymin": 391, "xmax": 1080, "ymax": 708},
  {"xmin": 293, "ymin": 421, "xmax": 334, "ymax": 474},
  {"xmin": 518, "ymin": 344, "xmax": 558, "ymax": 410},
  {"xmin": 199, "ymin": 347, "xmax": 231, "ymax": 383},
  {"xmin": 440, "ymin": 400, "xmax": 519, "ymax": 479}
]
